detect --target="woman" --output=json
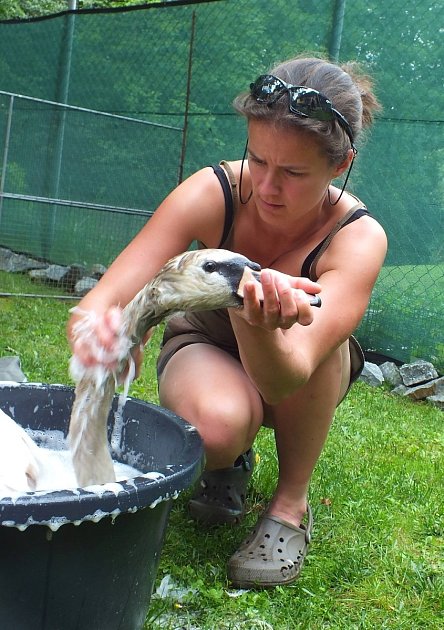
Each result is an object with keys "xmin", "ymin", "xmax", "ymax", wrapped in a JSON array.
[{"xmin": 69, "ymin": 55, "xmax": 387, "ymax": 588}]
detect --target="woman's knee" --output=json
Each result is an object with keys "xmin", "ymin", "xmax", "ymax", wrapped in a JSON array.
[
  {"xmin": 158, "ymin": 344, "xmax": 264, "ymax": 464},
  {"xmin": 190, "ymin": 397, "xmax": 256, "ymax": 454}
]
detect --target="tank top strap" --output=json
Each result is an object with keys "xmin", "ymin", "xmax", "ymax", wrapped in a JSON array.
[
  {"xmin": 219, "ymin": 160, "xmax": 239, "ymax": 213},
  {"xmin": 308, "ymin": 201, "xmax": 367, "ymax": 281},
  {"xmin": 208, "ymin": 163, "xmax": 234, "ymax": 248}
]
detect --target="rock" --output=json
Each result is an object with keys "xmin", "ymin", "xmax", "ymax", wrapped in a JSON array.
[
  {"xmin": 391, "ymin": 384, "xmax": 410, "ymax": 396},
  {"xmin": 28, "ymin": 268, "xmax": 51, "ymax": 281},
  {"xmin": 29, "ymin": 265, "xmax": 69, "ymax": 283},
  {"xmin": 62, "ymin": 264, "xmax": 87, "ymax": 290},
  {"xmin": 433, "ymin": 376, "xmax": 444, "ymax": 394},
  {"xmin": 379, "ymin": 361, "xmax": 402, "ymax": 386},
  {"xmin": 74, "ymin": 277, "xmax": 98, "ymax": 296},
  {"xmin": 392, "ymin": 381, "xmax": 436, "ymax": 400},
  {"xmin": 90, "ymin": 264, "xmax": 107, "ymax": 279},
  {"xmin": 359, "ymin": 362, "xmax": 384, "ymax": 387},
  {"xmin": 397, "ymin": 380, "xmax": 437, "ymax": 401},
  {"xmin": 426, "ymin": 394, "xmax": 444, "ymax": 411},
  {"xmin": 399, "ymin": 360, "xmax": 439, "ymax": 386},
  {"xmin": 29, "ymin": 264, "xmax": 86, "ymax": 291},
  {"xmin": 31, "ymin": 264, "xmax": 70, "ymax": 283},
  {"xmin": 0, "ymin": 247, "xmax": 46, "ymax": 273},
  {"xmin": 0, "ymin": 356, "xmax": 27, "ymax": 382}
]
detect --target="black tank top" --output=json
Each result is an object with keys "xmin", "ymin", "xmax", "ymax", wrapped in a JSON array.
[{"xmin": 210, "ymin": 163, "xmax": 370, "ymax": 280}]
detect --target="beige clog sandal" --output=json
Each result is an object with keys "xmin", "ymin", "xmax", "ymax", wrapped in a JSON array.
[{"xmin": 227, "ymin": 506, "xmax": 313, "ymax": 588}]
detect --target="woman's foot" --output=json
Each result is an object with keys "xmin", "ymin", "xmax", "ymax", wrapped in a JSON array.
[
  {"xmin": 188, "ymin": 450, "xmax": 254, "ymax": 525},
  {"xmin": 227, "ymin": 505, "xmax": 313, "ymax": 588}
]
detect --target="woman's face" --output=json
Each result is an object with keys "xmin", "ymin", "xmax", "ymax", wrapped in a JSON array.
[{"xmin": 247, "ymin": 119, "xmax": 346, "ymax": 225}]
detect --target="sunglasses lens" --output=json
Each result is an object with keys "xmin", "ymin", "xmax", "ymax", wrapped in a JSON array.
[
  {"xmin": 251, "ymin": 75, "xmax": 286, "ymax": 101},
  {"xmin": 289, "ymin": 90, "xmax": 334, "ymax": 121}
]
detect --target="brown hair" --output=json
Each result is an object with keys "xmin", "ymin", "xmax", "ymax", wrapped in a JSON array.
[{"xmin": 233, "ymin": 55, "xmax": 381, "ymax": 164}]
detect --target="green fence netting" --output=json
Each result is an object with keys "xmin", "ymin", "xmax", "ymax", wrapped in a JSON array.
[{"xmin": 0, "ymin": 0, "xmax": 443, "ymax": 369}]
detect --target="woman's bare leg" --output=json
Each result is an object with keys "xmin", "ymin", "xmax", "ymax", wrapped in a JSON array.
[
  {"xmin": 159, "ymin": 341, "xmax": 351, "ymax": 526},
  {"xmin": 158, "ymin": 343, "xmax": 264, "ymax": 470},
  {"xmin": 266, "ymin": 342, "xmax": 351, "ymax": 526}
]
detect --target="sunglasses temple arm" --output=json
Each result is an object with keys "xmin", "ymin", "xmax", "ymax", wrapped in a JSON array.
[{"xmin": 329, "ymin": 154, "xmax": 356, "ymax": 206}]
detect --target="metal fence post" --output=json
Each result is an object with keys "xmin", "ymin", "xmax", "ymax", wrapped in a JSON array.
[
  {"xmin": 178, "ymin": 10, "xmax": 196, "ymax": 185},
  {"xmin": 329, "ymin": 0, "xmax": 346, "ymax": 62},
  {"xmin": 41, "ymin": 0, "xmax": 77, "ymax": 259},
  {"xmin": 0, "ymin": 94, "xmax": 14, "ymax": 227}
]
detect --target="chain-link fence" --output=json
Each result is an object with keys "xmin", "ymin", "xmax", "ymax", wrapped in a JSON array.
[{"xmin": 0, "ymin": 0, "xmax": 443, "ymax": 368}]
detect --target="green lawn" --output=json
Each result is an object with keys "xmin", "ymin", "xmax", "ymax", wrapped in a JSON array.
[{"xmin": 0, "ymin": 286, "xmax": 443, "ymax": 630}]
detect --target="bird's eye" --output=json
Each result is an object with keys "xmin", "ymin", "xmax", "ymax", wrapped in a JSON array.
[{"xmin": 203, "ymin": 261, "xmax": 217, "ymax": 273}]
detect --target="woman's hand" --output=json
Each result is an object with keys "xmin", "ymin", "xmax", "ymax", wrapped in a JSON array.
[
  {"xmin": 68, "ymin": 305, "xmax": 154, "ymax": 380},
  {"xmin": 68, "ymin": 305, "xmax": 125, "ymax": 370},
  {"xmin": 68, "ymin": 306, "xmax": 154, "ymax": 382},
  {"xmin": 235, "ymin": 269, "xmax": 321, "ymax": 331}
]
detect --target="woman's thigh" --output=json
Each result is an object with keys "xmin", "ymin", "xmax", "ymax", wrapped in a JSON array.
[{"xmin": 158, "ymin": 343, "xmax": 264, "ymax": 461}]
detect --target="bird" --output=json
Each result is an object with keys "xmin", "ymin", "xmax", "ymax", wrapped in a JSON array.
[
  {"xmin": 0, "ymin": 408, "xmax": 79, "ymax": 496},
  {"xmin": 68, "ymin": 248, "xmax": 262, "ymax": 488},
  {"xmin": 0, "ymin": 408, "xmax": 40, "ymax": 495}
]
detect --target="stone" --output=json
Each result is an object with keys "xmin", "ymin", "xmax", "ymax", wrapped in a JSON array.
[
  {"xmin": 61, "ymin": 264, "xmax": 86, "ymax": 291},
  {"xmin": 29, "ymin": 265, "xmax": 70, "ymax": 283},
  {"xmin": 0, "ymin": 247, "xmax": 46, "ymax": 273},
  {"xmin": 391, "ymin": 384, "xmax": 410, "ymax": 396},
  {"xmin": 74, "ymin": 276, "xmax": 98, "ymax": 296},
  {"xmin": 359, "ymin": 362, "xmax": 384, "ymax": 387},
  {"xmin": 379, "ymin": 361, "xmax": 402, "ymax": 386},
  {"xmin": 433, "ymin": 376, "xmax": 444, "ymax": 394},
  {"xmin": 399, "ymin": 360, "xmax": 439, "ymax": 386},
  {"xmin": 393, "ymin": 380, "xmax": 437, "ymax": 401},
  {"xmin": 40, "ymin": 264, "xmax": 71, "ymax": 282},
  {"xmin": 0, "ymin": 356, "xmax": 27, "ymax": 382},
  {"xmin": 426, "ymin": 394, "xmax": 444, "ymax": 411},
  {"xmin": 29, "ymin": 264, "xmax": 86, "ymax": 291},
  {"xmin": 90, "ymin": 264, "xmax": 107, "ymax": 278},
  {"xmin": 28, "ymin": 268, "xmax": 51, "ymax": 281}
]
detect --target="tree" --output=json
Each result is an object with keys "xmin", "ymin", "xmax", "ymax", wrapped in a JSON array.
[{"xmin": 0, "ymin": 0, "xmax": 158, "ymax": 20}]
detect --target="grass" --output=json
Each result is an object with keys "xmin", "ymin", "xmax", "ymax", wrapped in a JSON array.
[{"xmin": 0, "ymin": 278, "xmax": 443, "ymax": 630}]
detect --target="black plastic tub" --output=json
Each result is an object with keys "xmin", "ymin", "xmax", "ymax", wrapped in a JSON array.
[{"xmin": 0, "ymin": 382, "xmax": 204, "ymax": 630}]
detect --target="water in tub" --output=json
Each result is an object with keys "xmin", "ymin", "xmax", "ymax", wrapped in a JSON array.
[{"xmin": 0, "ymin": 408, "xmax": 142, "ymax": 498}]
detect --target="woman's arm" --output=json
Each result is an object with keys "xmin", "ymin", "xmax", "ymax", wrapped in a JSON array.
[
  {"xmin": 67, "ymin": 167, "xmax": 228, "ymax": 366},
  {"xmin": 229, "ymin": 216, "xmax": 387, "ymax": 404}
]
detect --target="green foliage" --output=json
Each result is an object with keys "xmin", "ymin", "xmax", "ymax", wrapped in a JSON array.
[{"xmin": 0, "ymin": 1, "xmax": 158, "ymax": 20}]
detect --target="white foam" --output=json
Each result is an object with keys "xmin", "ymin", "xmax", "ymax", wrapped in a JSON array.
[{"xmin": 0, "ymin": 412, "xmax": 144, "ymax": 500}]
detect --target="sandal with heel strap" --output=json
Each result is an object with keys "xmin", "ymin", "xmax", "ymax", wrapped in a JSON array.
[
  {"xmin": 227, "ymin": 505, "xmax": 313, "ymax": 588},
  {"xmin": 188, "ymin": 450, "xmax": 254, "ymax": 526}
]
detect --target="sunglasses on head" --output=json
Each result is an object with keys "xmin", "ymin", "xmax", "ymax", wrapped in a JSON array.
[{"xmin": 250, "ymin": 74, "xmax": 357, "ymax": 152}]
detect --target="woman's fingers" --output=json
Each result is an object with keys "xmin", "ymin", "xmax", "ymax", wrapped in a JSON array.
[
  {"xmin": 71, "ymin": 306, "xmax": 125, "ymax": 368},
  {"xmin": 239, "ymin": 269, "xmax": 321, "ymax": 330}
]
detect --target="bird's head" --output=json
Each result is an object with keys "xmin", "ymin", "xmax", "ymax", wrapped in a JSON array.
[{"xmin": 147, "ymin": 248, "xmax": 262, "ymax": 314}]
